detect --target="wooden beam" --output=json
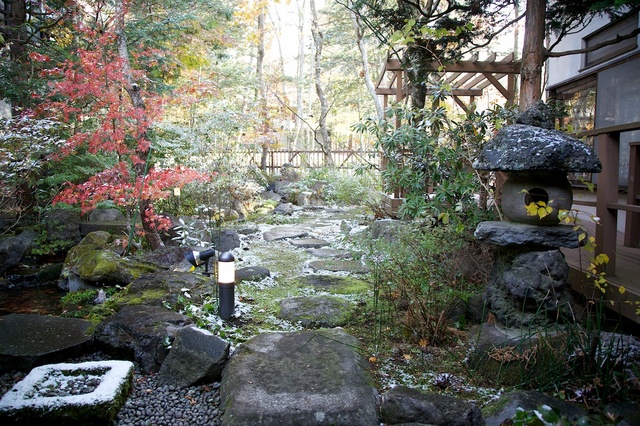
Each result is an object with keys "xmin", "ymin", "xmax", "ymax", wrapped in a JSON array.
[
  {"xmin": 625, "ymin": 142, "xmax": 640, "ymax": 247},
  {"xmin": 386, "ymin": 58, "xmax": 521, "ymax": 73},
  {"xmin": 452, "ymin": 95, "xmax": 471, "ymax": 115},
  {"xmin": 430, "ymin": 61, "xmax": 521, "ymax": 73},
  {"xmin": 576, "ymin": 121, "xmax": 640, "ymax": 138},
  {"xmin": 596, "ymin": 132, "xmax": 620, "ymax": 275},
  {"xmin": 483, "ymin": 72, "xmax": 510, "ymax": 98}
]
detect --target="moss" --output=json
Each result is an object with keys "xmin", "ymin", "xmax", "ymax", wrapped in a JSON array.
[{"xmin": 118, "ymin": 288, "xmax": 167, "ymax": 306}]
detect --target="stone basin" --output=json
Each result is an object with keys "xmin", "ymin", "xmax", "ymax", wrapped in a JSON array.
[{"xmin": 0, "ymin": 360, "xmax": 134, "ymax": 425}]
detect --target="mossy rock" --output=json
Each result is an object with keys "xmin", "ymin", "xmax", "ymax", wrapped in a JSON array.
[
  {"xmin": 121, "ymin": 271, "xmax": 215, "ymax": 308},
  {"xmin": 69, "ymin": 249, "xmax": 156, "ymax": 284},
  {"xmin": 277, "ymin": 295, "xmax": 354, "ymax": 328},
  {"xmin": 60, "ymin": 231, "xmax": 158, "ymax": 289}
]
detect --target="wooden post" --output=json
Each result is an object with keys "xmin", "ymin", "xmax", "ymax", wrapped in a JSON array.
[
  {"xmin": 596, "ymin": 132, "xmax": 620, "ymax": 275},
  {"xmin": 625, "ymin": 142, "xmax": 640, "ymax": 247}
]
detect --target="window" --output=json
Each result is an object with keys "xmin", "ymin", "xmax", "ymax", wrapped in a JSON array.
[{"xmin": 584, "ymin": 13, "xmax": 638, "ymax": 68}]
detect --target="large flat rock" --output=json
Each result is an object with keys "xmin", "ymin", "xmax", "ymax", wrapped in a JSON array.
[
  {"xmin": 0, "ymin": 314, "xmax": 94, "ymax": 373},
  {"xmin": 220, "ymin": 328, "xmax": 379, "ymax": 425},
  {"xmin": 262, "ymin": 226, "xmax": 309, "ymax": 242}
]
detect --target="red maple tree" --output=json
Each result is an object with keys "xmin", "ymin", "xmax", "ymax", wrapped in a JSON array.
[{"xmin": 40, "ymin": 1, "xmax": 207, "ymax": 249}]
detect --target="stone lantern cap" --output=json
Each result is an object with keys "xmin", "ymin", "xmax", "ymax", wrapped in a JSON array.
[{"xmin": 473, "ymin": 102, "xmax": 602, "ymax": 173}]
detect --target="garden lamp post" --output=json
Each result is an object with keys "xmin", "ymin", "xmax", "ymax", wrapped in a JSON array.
[{"xmin": 217, "ymin": 251, "xmax": 236, "ymax": 320}]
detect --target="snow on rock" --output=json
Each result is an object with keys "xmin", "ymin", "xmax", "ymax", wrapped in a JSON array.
[{"xmin": 0, "ymin": 360, "xmax": 134, "ymax": 425}]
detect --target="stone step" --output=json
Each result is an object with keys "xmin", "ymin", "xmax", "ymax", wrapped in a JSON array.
[{"xmin": 220, "ymin": 328, "xmax": 379, "ymax": 426}]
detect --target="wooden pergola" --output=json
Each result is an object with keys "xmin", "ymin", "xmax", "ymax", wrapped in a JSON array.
[
  {"xmin": 375, "ymin": 53, "xmax": 522, "ymax": 211},
  {"xmin": 375, "ymin": 53, "xmax": 522, "ymax": 113}
]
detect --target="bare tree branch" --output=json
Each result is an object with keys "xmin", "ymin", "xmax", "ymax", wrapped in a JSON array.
[{"xmin": 545, "ymin": 27, "xmax": 640, "ymax": 58}]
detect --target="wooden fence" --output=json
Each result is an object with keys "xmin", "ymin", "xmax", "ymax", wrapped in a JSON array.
[{"xmin": 240, "ymin": 149, "xmax": 381, "ymax": 173}]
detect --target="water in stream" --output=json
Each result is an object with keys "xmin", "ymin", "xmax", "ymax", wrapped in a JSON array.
[{"xmin": 0, "ymin": 285, "xmax": 65, "ymax": 316}]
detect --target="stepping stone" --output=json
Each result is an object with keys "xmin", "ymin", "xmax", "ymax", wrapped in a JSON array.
[
  {"xmin": 262, "ymin": 226, "xmax": 308, "ymax": 242},
  {"xmin": 298, "ymin": 274, "xmax": 369, "ymax": 294},
  {"xmin": 278, "ymin": 296, "xmax": 353, "ymax": 328},
  {"xmin": 236, "ymin": 266, "xmax": 271, "ymax": 283},
  {"xmin": 0, "ymin": 360, "xmax": 134, "ymax": 425},
  {"xmin": 307, "ymin": 247, "xmax": 352, "ymax": 259},
  {"xmin": 308, "ymin": 259, "xmax": 370, "ymax": 274},
  {"xmin": 0, "ymin": 314, "xmax": 93, "ymax": 374},
  {"xmin": 220, "ymin": 329, "xmax": 379, "ymax": 425},
  {"xmin": 289, "ymin": 237, "xmax": 330, "ymax": 249}
]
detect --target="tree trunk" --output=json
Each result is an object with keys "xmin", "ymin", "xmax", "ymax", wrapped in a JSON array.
[
  {"xmin": 518, "ymin": 0, "xmax": 546, "ymax": 113},
  {"xmin": 295, "ymin": 0, "xmax": 307, "ymax": 149},
  {"xmin": 256, "ymin": 10, "xmax": 271, "ymax": 170},
  {"xmin": 115, "ymin": 0, "xmax": 163, "ymax": 250},
  {"xmin": 349, "ymin": 1, "xmax": 384, "ymax": 120},
  {"xmin": 310, "ymin": 0, "xmax": 333, "ymax": 167}
]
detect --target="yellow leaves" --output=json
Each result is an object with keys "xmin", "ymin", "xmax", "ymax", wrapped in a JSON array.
[
  {"xmin": 619, "ymin": 286, "xmax": 626, "ymax": 295},
  {"xmin": 524, "ymin": 200, "xmax": 553, "ymax": 219},
  {"xmin": 403, "ymin": 354, "xmax": 412, "ymax": 361}
]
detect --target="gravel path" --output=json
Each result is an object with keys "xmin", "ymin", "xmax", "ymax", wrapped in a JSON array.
[{"xmin": 0, "ymin": 352, "xmax": 223, "ymax": 425}]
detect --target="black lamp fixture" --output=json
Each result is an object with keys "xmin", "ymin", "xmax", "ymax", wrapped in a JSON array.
[
  {"xmin": 217, "ymin": 251, "xmax": 235, "ymax": 320},
  {"xmin": 185, "ymin": 248, "xmax": 216, "ymax": 276},
  {"xmin": 184, "ymin": 248, "xmax": 236, "ymax": 320}
]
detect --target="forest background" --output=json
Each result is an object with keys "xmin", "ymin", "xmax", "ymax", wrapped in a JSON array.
[{"xmin": 1, "ymin": 0, "xmax": 637, "ymax": 248}]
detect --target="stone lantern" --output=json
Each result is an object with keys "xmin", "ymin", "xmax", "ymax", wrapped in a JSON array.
[{"xmin": 472, "ymin": 103, "xmax": 602, "ymax": 327}]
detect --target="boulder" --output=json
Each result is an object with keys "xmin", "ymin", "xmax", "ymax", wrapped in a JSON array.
[
  {"xmin": 380, "ymin": 385, "xmax": 483, "ymax": 426},
  {"xmin": 277, "ymin": 296, "xmax": 353, "ymax": 328},
  {"xmin": 236, "ymin": 266, "xmax": 271, "ymax": 283},
  {"xmin": 604, "ymin": 400, "xmax": 640, "ymax": 426},
  {"xmin": 44, "ymin": 209, "xmax": 82, "ymax": 251},
  {"xmin": 158, "ymin": 327, "xmax": 229, "ymax": 388},
  {"xmin": 0, "ymin": 314, "xmax": 94, "ymax": 373},
  {"xmin": 273, "ymin": 202, "xmax": 294, "ymax": 216},
  {"xmin": 88, "ymin": 208, "xmax": 126, "ymax": 222},
  {"xmin": 0, "ymin": 360, "xmax": 133, "ymax": 426},
  {"xmin": 215, "ymin": 229, "xmax": 241, "ymax": 253},
  {"xmin": 59, "ymin": 231, "xmax": 158, "ymax": 291},
  {"xmin": 94, "ymin": 305, "xmax": 191, "ymax": 373},
  {"xmin": 0, "ymin": 230, "xmax": 37, "ymax": 274},
  {"xmin": 483, "ymin": 390, "xmax": 586, "ymax": 426},
  {"xmin": 134, "ymin": 246, "xmax": 192, "ymax": 269},
  {"xmin": 369, "ymin": 219, "xmax": 410, "ymax": 242},
  {"xmin": 220, "ymin": 328, "xmax": 379, "ymax": 425}
]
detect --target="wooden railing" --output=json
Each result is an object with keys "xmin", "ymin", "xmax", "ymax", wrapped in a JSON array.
[
  {"xmin": 240, "ymin": 149, "xmax": 381, "ymax": 173},
  {"xmin": 575, "ymin": 121, "xmax": 640, "ymax": 275}
]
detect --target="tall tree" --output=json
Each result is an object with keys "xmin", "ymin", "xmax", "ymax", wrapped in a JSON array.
[
  {"xmin": 348, "ymin": 0, "xmax": 384, "ymax": 120},
  {"xmin": 519, "ymin": 0, "xmax": 640, "ymax": 110},
  {"xmin": 310, "ymin": 0, "xmax": 333, "ymax": 166},
  {"xmin": 518, "ymin": 0, "xmax": 546, "ymax": 112}
]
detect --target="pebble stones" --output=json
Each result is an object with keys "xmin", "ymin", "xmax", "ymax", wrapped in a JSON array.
[{"xmin": 116, "ymin": 373, "xmax": 222, "ymax": 426}]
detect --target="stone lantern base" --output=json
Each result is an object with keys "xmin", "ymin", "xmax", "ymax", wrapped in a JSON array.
[{"xmin": 474, "ymin": 221, "xmax": 583, "ymax": 328}]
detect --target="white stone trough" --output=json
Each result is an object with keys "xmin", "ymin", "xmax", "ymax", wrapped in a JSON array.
[{"xmin": 0, "ymin": 360, "xmax": 134, "ymax": 425}]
